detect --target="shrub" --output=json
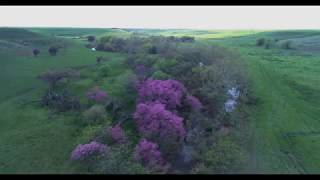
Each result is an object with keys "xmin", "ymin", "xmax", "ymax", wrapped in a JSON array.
[
  {"xmin": 138, "ymin": 79, "xmax": 186, "ymax": 109},
  {"xmin": 264, "ymin": 39, "xmax": 273, "ymax": 49},
  {"xmin": 104, "ymin": 97, "xmax": 126, "ymax": 119},
  {"xmin": 48, "ymin": 46, "xmax": 58, "ymax": 56},
  {"xmin": 127, "ymin": 54, "xmax": 158, "ymax": 68},
  {"xmin": 33, "ymin": 48, "xmax": 40, "ymax": 56},
  {"xmin": 76, "ymin": 124, "xmax": 105, "ymax": 144},
  {"xmin": 151, "ymin": 70, "xmax": 171, "ymax": 80},
  {"xmin": 86, "ymin": 86, "xmax": 108, "ymax": 103},
  {"xmin": 110, "ymin": 37, "xmax": 127, "ymax": 52},
  {"xmin": 95, "ymin": 43, "xmax": 105, "ymax": 51},
  {"xmin": 41, "ymin": 90, "xmax": 81, "ymax": 112},
  {"xmin": 39, "ymin": 70, "xmax": 69, "ymax": 89},
  {"xmin": 256, "ymin": 38, "xmax": 265, "ymax": 46},
  {"xmin": 100, "ymin": 36, "xmax": 112, "ymax": 43},
  {"xmin": 97, "ymin": 144, "xmax": 149, "ymax": 174},
  {"xmin": 103, "ymin": 43, "xmax": 115, "ymax": 52},
  {"xmin": 109, "ymin": 123, "xmax": 127, "ymax": 144},
  {"xmin": 71, "ymin": 141, "xmax": 108, "ymax": 161},
  {"xmin": 168, "ymin": 44, "xmax": 223, "ymax": 79},
  {"xmin": 153, "ymin": 58, "xmax": 177, "ymax": 74},
  {"xmin": 134, "ymin": 138, "xmax": 169, "ymax": 172},
  {"xmin": 87, "ymin": 35, "xmax": 96, "ymax": 42},
  {"xmin": 125, "ymin": 35, "xmax": 149, "ymax": 54},
  {"xmin": 133, "ymin": 102, "xmax": 185, "ymax": 144},
  {"xmin": 96, "ymin": 56, "xmax": 103, "ymax": 64},
  {"xmin": 98, "ymin": 64, "xmax": 111, "ymax": 78},
  {"xmin": 124, "ymin": 73, "xmax": 141, "ymax": 93},
  {"xmin": 186, "ymin": 58, "xmax": 246, "ymax": 115},
  {"xmin": 82, "ymin": 105, "xmax": 106, "ymax": 124},
  {"xmin": 190, "ymin": 163, "xmax": 212, "ymax": 174},
  {"xmin": 280, "ymin": 40, "xmax": 293, "ymax": 49},
  {"xmin": 184, "ymin": 115, "xmax": 211, "ymax": 147},
  {"xmin": 180, "ymin": 36, "xmax": 195, "ymax": 43},
  {"xmin": 192, "ymin": 137, "xmax": 247, "ymax": 173},
  {"xmin": 85, "ymin": 43, "xmax": 95, "ymax": 49},
  {"xmin": 134, "ymin": 64, "xmax": 151, "ymax": 79},
  {"xmin": 148, "ymin": 45, "xmax": 157, "ymax": 54},
  {"xmin": 185, "ymin": 95, "xmax": 203, "ymax": 112},
  {"xmin": 39, "ymin": 69, "xmax": 80, "ymax": 89}
]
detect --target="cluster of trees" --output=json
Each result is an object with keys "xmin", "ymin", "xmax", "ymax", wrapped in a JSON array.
[
  {"xmin": 32, "ymin": 43, "xmax": 65, "ymax": 57},
  {"xmin": 66, "ymin": 78, "xmax": 204, "ymax": 173},
  {"xmin": 32, "ymin": 46, "xmax": 58, "ymax": 57},
  {"xmin": 122, "ymin": 37, "xmax": 249, "ymax": 173},
  {"xmin": 86, "ymin": 34, "xmax": 195, "ymax": 56},
  {"xmin": 67, "ymin": 85, "xmax": 151, "ymax": 173},
  {"xmin": 37, "ymin": 32, "xmax": 249, "ymax": 174},
  {"xmin": 256, "ymin": 37, "xmax": 294, "ymax": 50},
  {"xmin": 132, "ymin": 78, "xmax": 206, "ymax": 172}
]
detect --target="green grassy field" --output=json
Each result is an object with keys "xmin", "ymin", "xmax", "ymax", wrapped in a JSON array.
[
  {"xmin": 0, "ymin": 28, "xmax": 319, "ymax": 173},
  {"xmin": 0, "ymin": 28, "xmax": 129, "ymax": 173}
]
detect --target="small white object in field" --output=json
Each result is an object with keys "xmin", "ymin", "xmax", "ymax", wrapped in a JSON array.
[
  {"xmin": 224, "ymin": 87, "xmax": 240, "ymax": 112},
  {"xmin": 91, "ymin": 48, "xmax": 96, "ymax": 51},
  {"xmin": 228, "ymin": 87, "xmax": 240, "ymax": 99},
  {"xmin": 199, "ymin": 62, "xmax": 204, "ymax": 67},
  {"xmin": 225, "ymin": 99, "xmax": 237, "ymax": 112}
]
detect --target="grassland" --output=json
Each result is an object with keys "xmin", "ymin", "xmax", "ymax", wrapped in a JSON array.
[{"xmin": 0, "ymin": 28, "xmax": 129, "ymax": 173}]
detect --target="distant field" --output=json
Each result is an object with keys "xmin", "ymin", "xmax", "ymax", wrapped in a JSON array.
[
  {"xmin": 124, "ymin": 29, "xmax": 264, "ymax": 39},
  {"xmin": 29, "ymin": 27, "xmax": 110, "ymax": 37}
]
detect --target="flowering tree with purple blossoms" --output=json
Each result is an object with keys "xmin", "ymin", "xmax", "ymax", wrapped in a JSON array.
[
  {"xmin": 133, "ymin": 102, "xmax": 186, "ymax": 142},
  {"xmin": 134, "ymin": 138, "xmax": 169, "ymax": 171},
  {"xmin": 138, "ymin": 79, "xmax": 186, "ymax": 109},
  {"xmin": 86, "ymin": 86, "xmax": 108, "ymax": 103},
  {"xmin": 185, "ymin": 95, "xmax": 203, "ymax": 112},
  {"xmin": 110, "ymin": 123, "xmax": 127, "ymax": 144},
  {"xmin": 71, "ymin": 141, "xmax": 108, "ymax": 161}
]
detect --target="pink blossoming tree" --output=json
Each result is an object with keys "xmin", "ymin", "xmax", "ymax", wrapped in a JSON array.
[
  {"xmin": 185, "ymin": 95, "xmax": 203, "ymax": 112},
  {"xmin": 138, "ymin": 79, "xmax": 186, "ymax": 109},
  {"xmin": 86, "ymin": 86, "xmax": 108, "ymax": 103},
  {"xmin": 134, "ymin": 138, "xmax": 169, "ymax": 171},
  {"xmin": 71, "ymin": 141, "xmax": 108, "ymax": 161},
  {"xmin": 109, "ymin": 123, "xmax": 127, "ymax": 144},
  {"xmin": 133, "ymin": 102, "xmax": 186, "ymax": 142}
]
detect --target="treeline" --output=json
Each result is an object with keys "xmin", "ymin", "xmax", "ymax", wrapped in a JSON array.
[{"xmin": 86, "ymin": 35, "xmax": 195, "ymax": 55}]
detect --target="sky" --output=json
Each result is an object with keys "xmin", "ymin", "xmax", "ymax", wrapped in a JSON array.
[{"xmin": 1, "ymin": 6, "xmax": 320, "ymax": 29}]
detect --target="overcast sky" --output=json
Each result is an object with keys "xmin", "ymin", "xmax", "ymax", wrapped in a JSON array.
[{"xmin": 1, "ymin": 6, "xmax": 320, "ymax": 29}]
